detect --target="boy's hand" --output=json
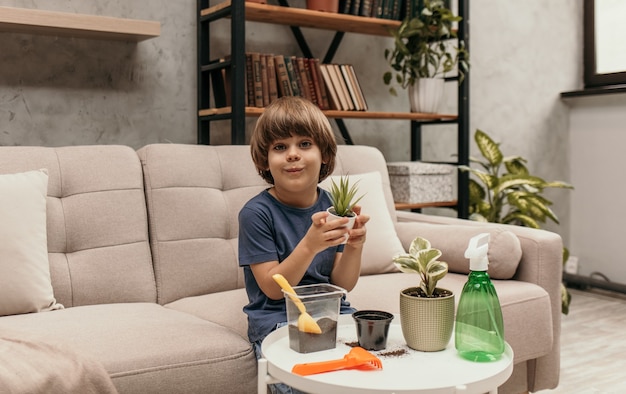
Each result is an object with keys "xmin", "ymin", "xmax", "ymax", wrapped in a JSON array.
[
  {"xmin": 345, "ymin": 205, "xmax": 369, "ymax": 247},
  {"xmin": 304, "ymin": 211, "xmax": 351, "ymax": 253}
]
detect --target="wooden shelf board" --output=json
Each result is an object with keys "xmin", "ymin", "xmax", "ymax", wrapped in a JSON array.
[
  {"xmin": 199, "ymin": 107, "xmax": 457, "ymax": 121},
  {"xmin": 0, "ymin": 6, "xmax": 160, "ymax": 41},
  {"xmin": 202, "ymin": 1, "xmax": 400, "ymax": 36},
  {"xmin": 394, "ymin": 200, "xmax": 458, "ymax": 210}
]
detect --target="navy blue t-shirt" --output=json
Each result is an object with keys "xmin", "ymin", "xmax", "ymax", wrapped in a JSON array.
[{"xmin": 238, "ymin": 187, "xmax": 354, "ymax": 343}]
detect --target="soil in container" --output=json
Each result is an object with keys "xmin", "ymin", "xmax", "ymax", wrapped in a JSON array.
[{"xmin": 289, "ymin": 317, "xmax": 337, "ymax": 353}]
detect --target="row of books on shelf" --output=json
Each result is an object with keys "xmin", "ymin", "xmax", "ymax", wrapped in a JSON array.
[
  {"xmin": 338, "ymin": 0, "xmax": 442, "ymax": 21},
  {"xmin": 211, "ymin": 53, "xmax": 368, "ymax": 112}
]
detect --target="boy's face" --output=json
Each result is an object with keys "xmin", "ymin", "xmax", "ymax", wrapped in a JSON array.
[{"xmin": 267, "ymin": 134, "xmax": 323, "ymax": 206}]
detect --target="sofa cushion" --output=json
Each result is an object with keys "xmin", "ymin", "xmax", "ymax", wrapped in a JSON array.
[
  {"xmin": 0, "ymin": 169, "xmax": 63, "ymax": 316},
  {"xmin": 166, "ymin": 288, "xmax": 250, "ymax": 340},
  {"xmin": 138, "ymin": 144, "xmax": 268, "ymax": 304},
  {"xmin": 0, "ymin": 146, "xmax": 156, "ymax": 307},
  {"xmin": 395, "ymin": 222, "xmax": 522, "ymax": 279},
  {"xmin": 320, "ymin": 171, "xmax": 404, "ymax": 275},
  {"xmin": 0, "ymin": 303, "xmax": 257, "ymax": 394}
]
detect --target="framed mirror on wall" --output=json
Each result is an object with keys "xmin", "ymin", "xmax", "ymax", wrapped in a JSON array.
[{"xmin": 584, "ymin": 0, "xmax": 626, "ymax": 88}]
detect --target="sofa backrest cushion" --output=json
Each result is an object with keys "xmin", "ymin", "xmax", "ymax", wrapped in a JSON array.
[
  {"xmin": 0, "ymin": 146, "xmax": 156, "ymax": 307},
  {"xmin": 395, "ymin": 222, "xmax": 523, "ymax": 279},
  {"xmin": 137, "ymin": 144, "xmax": 268, "ymax": 304},
  {"xmin": 0, "ymin": 169, "xmax": 63, "ymax": 316}
]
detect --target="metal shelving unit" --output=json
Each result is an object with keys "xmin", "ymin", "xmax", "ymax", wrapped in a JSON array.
[{"xmin": 197, "ymin": 0, "xmax": 469, "ymax": 218}]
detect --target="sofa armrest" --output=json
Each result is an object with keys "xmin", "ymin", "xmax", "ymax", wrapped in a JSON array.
[{"xmin": 395, "ymin": 211, "xmax": 563, "ymax": 290}]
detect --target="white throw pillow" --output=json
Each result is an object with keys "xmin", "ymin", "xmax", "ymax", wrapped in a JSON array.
[
  {"xmin": 0, "ymin": 169, "xmax": 63, "ymax": 316},
  {"xmin": 320, "ymin": 171, "xmax": 404, "ymax": 275}
]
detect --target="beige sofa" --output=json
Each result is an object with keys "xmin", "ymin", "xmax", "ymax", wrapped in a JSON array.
[{"xmin": 0, "ymin": 143, "xmax": 561, "ymax": 393}]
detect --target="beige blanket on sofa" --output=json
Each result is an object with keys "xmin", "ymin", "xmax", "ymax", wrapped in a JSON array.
[{"xmin": 0, "ymin": 332, "xmax": 118, "ymax": 394}]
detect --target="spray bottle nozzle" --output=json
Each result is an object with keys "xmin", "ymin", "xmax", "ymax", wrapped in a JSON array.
[{"xmin": 465, "ymin": 233, "xmax": 490, "ymax": 271}]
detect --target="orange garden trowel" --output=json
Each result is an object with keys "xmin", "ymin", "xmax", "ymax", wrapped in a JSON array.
[{"xmin": 291, "ymin": 347, "xmax": 383, "ymax": 376}]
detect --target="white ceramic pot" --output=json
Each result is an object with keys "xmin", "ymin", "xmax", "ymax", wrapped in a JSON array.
[
  {"xmin": 326, "ymin": 207, "xmax": 356, "ymax": 244},
  {"xmin": 408, "ymin": 78, "xmax": 444, "ymax": 114}
]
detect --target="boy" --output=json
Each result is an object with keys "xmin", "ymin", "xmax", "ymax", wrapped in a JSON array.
[{"xmin": 239, "ymin": 97, "xmax": 369, "ymax": 393}]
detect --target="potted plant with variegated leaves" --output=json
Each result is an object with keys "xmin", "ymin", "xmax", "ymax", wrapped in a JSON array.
[{"xmin": 392, "ymin": 236, "xmax": 454, "ymax": 351}]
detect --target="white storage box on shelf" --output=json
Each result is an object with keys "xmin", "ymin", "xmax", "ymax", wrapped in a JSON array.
[{"xmin": 386, "ymin": 161, "xmax": 455, "ymax": 204}]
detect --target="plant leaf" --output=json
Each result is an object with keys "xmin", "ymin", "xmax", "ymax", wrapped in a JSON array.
[
  {"xmin": 502, "ymin": 212, "xmax": 540, "ymax": 228},
  {"xmin": 475, "ymin": 129, "xmax": 503, "ymax": 167},
  {"xmin": 504, "ymin": 156, "xmax": 529, "ymax": 175},
  {"xmin": 409, "ymin": 236, "xmax": 431, "ymax": 255},
  {"xmin": 543, "ymin": 180, "xmax": 574, "ymax": 189},
  {"xmin": 492, "ymin": 174, "xmax": 545, "ymax": 196}
]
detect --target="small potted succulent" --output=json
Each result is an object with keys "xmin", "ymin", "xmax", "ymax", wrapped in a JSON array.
[
  {"xmin": 326, "ymin": 174, "xmax": 364, "ymax": 225},
  {"xmin": 392, "ymin": 236, "xmax": 453, "ymax": 351},
  {"xmin": 327, "ymin": 175, "xmax": 363, "ymax": 217},
  {"xmin": 383, "ymin": 0, "xmax": 469, "ymax": 113}
]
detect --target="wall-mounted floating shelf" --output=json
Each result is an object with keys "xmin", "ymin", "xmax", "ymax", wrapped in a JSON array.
[{"xmin": 0, "ymin": 6, "xmax": 160, "ymax": 41}]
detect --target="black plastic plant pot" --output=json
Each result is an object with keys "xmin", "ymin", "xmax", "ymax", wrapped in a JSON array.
[{"xmin": 352, "ymin": 310, "xmax": 394, "ymax": 351}]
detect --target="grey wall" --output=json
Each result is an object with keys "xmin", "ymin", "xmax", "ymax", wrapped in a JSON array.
[
  {"xmin": 0, "ymin": 0, "xmax": 581, "ymax": 244},
  {"xmin": 0, "ymin": 0, "xmax": 197, "ymax": 147}
]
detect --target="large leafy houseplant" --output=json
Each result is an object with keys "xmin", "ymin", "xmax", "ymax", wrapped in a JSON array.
[
  {"xmin": 383, "ymin": 0, "xmax": 469, "ymax": 96},
  {"xmin": 459, "ymin": 129, "xmax": 574, "ymax": 314}
]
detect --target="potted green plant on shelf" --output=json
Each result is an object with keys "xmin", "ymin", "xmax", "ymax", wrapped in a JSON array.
[
  {"xmin": 383, "ymin": 0, "xmax": 469, "ymax": 113},
  {"xmin": 392, "ymin": 236, "xmax": 453, "ymax": 351},
  {"xmin": 459, "ymin": 129, "xmax": 575, "ymax": 314}
]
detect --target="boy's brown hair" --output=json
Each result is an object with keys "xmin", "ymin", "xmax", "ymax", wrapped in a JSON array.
[{"xmin": 250, "ymin": 96, "xmax": 337, "ymax": 185}]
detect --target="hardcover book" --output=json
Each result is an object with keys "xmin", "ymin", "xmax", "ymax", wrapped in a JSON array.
[
  {"xmin": 318, "ymin": 64, "xmax": 341, "ymax": 110},
  {"xmin": 273, "ymin": 55, "xmax": 293, "ymax": 97},
  {"xmin": 329, "ymin": 63, "xmax": 354, "ymax": 110},
  {"xmin": 311, "ymin": 58, "xmax": 330, "ymax": 109},
  {"xmin": 266, "ymin": 54, "xmax": 279, "ymax": 103},
  {"xmin": 291, "ymin": 56, "xmax": 308, "ymax": 101},
  {"xmin": 260, "ymin": 54, "xmax": 270, "ymax": 106},
  {"xmin": 251, "ymin": 52, "xmax": 263, "ymax": 107},
  {"xmin": 245, "ymin": 53, "xmax": 255, "ymax": 106},
  {"xmin": 346, "ymin": 64, "xmax": 368, "ymax": 111},
  {"xmin": 340, "ymin": 64, "xmax": 362, "ymax": 111},
  {"xmin": 284, "ymin": 56, "xmax": 301, "ymax": 97},
  {"xmin": 302, "ymin": 58, "xmax": 319, "ymax": 106}
]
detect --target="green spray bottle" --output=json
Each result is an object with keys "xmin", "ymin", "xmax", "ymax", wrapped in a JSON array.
[{"xmin": 455, "ymin": 233, "xmax": 505, "ymax": 362}]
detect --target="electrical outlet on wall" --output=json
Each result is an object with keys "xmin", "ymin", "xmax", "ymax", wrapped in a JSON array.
[{"xmin": 564, "ymin": 256, "xmax": 579, "ymax": 275}]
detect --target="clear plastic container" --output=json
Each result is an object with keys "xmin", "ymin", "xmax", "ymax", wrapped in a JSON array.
[{"xmin": 283, "ymin": 283, "xmax": 346, "ymax": 353}]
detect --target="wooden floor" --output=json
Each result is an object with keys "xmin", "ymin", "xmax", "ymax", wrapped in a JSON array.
[{"xmin": 535, "ymin": 287, "xmax": 626, "ymax": 393}]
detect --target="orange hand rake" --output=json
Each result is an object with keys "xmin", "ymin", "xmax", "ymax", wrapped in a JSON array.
[{"xmin": 291, "ymin": 347, "xmax": 382, "ymax": 376}]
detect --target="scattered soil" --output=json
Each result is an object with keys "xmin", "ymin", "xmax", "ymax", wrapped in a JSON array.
[
  {"xmin": 378, "ymin": 349, "xmax": 407, "ymax": 357},
  {"xmin": 341, "ymin": 340, "xmax": 408, "ymax": 358},
  {"xmin": 289, "ymin": 317, "xmax": 337, "ymax": 353}
]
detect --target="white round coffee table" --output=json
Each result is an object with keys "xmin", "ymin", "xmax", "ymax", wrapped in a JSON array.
[{"xmin": 259, "ymin": 314, "xmax": 513, "ymax": 394}]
